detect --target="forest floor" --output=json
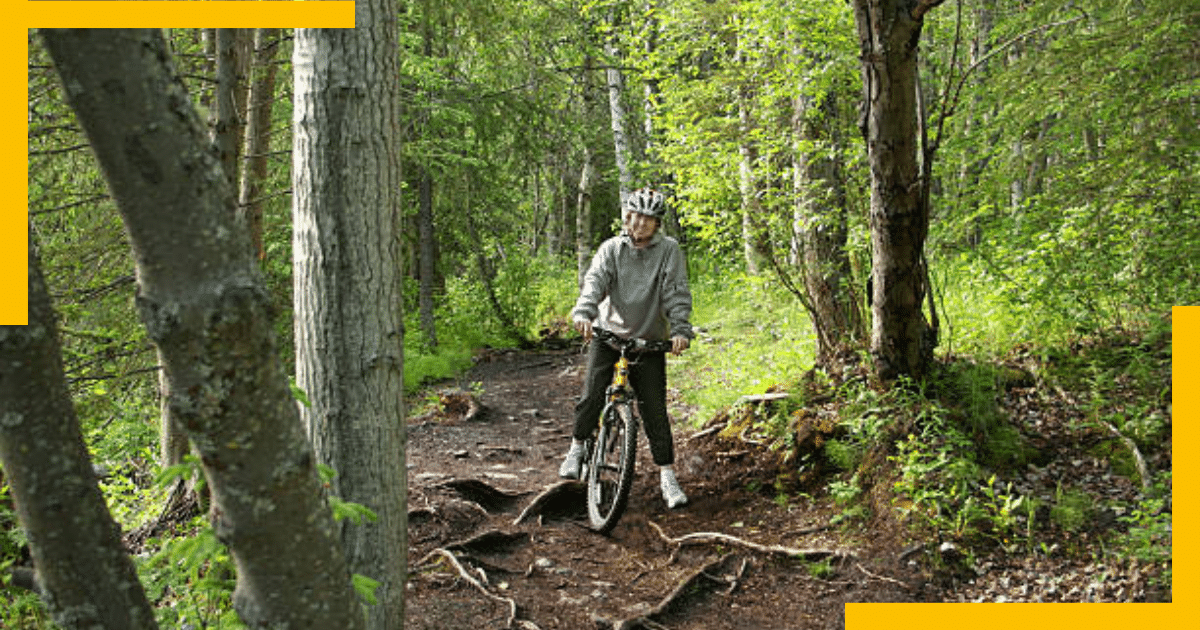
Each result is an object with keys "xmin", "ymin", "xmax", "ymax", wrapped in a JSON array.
[{"xmin": 402, "ymin": 339, "xmax": 1171, "ymax": 630}]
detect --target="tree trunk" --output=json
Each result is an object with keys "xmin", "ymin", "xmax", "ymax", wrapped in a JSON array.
[
  {"xmin": 292, "ymin": 5, "xmax": 408, "ymax": 629},
  {"xmin": 605, "ymin": 22, "xmax": 634, "ymax": 202},
  {"xmin": 418, "ymin": 168, "xmax": 439, "ymax": 350},
  {"xmin": 957, "ymin": 0, "xmax": 995, "ymax": 245},
  {"xmin": 238, "ymin": 28, "xmax": 280, "ymax": 261},
  {"xmin": 213, "ymin": 29, "xmax": 250, "ymax": 190},
  {"xmin": 41, "ymin": 28, "xmax": 364, "ymax": 629},
  {"xmin": 576, "ymin": 55, "xmax": 597, "ymax": 286},
  {"xmin": 852, "ymin": 0, "xmax": 942, "ymax": 382},
  {"xmin": 162, "ymin": 28, "xmax": 253, "ymax": 473},
  {"xmin": 794, "ymin": 90, "xmax": 862, "ymax": 368},
  {"xmin": 467, "ymin": 208, "xmax": 529, "ymax": 346},
  {"xmin": 576, "ymin": 149, "xmax": 597, "ymax": 286},
  {"xmin": 736, "ymin": 41, "xmax": 766, "ymax": 275},
  {"xmin": 416, "ymin": 6, "xmax": 440, "ymax": 351},
  {"xmin": 1, "ymin": 227, "xmax": 158, "ymax": 630},
  {"xmin": 737, "ymin": 102, "xmax": 763, "ymax": 275}
]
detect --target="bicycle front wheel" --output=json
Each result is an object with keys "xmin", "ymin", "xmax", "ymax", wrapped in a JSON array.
[{"xmin": 587, "ymin": 401, "xmax": 638, "ymax": 533}]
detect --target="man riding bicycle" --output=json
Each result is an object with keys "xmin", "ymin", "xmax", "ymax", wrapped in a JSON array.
[{"xmin": 559, "ymin": 188, "xmax": 695, "ymax": 509}]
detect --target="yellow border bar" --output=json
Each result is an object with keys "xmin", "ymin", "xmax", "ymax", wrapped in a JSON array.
[
  {"xmin": 851, "ymin": 308, "xmax": 1189, "ymax": 627},
  {"xmin": 3, "ymin": 29, "xmax": 27, "ymax": 325},
  {"xmin": 11, "ymin": 3, "xmax": 354, "ymax": 324},
  {"xmin": 23, "ymin": 2, "xmax": 355, "ymax": 28}
]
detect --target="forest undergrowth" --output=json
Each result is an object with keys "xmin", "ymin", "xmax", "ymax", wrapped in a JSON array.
[{"xmin": 664, "ymin": 262, "xmax": 1173, "ymax": 604}]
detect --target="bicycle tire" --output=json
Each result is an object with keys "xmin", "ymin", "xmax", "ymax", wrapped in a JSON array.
[{"xmin": 586, "ymin": 401, "xmax": 638, "ymax": 533}]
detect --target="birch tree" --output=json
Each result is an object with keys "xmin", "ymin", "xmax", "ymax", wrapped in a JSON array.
[
  {"xmin": 576, "ymin": 53, "xmax": 599, "ymax": 285},
  {"xmin": 604, "ymin": 12, "xmax": 635, "ymax": 202},
  {"xmin": 292, "ymin": 4, "xmax": 408, "ymax": 628}
]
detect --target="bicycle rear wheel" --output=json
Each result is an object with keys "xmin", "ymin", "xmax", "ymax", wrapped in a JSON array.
[{"xmin": 586, "ymin": 401, "xmax": 638, "ymax": 533}]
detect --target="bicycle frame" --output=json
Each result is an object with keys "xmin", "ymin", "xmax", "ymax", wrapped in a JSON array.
[{"xmin": 583, "ymin": 328, "xmax": 672, "ymax": 533}]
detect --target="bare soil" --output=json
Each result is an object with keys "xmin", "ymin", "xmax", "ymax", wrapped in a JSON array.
[
  {"xmin": 404, "ymin": 347, "xmax": 926, "ymax": 630},
  {"xmin": 403, "ymin": 338, "xmax": 1170, "ymax": 629}
]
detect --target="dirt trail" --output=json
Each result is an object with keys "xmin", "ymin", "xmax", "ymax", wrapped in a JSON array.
[{"xmin": 404, "ymin": 347, "xmax": 922, "ymax": 630}]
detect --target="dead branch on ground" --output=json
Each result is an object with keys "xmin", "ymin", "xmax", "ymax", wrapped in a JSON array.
[
  {"xmin": 686, "ymin": 423, "xmax": 725, "ymax": 442},
  {"xmin": 1099, "ymin": 418, "xmax": 1151, "ymax": 492},
  {"xmin": 856, "ymin": 562, "xmax": 908, "ymax": 588},
  {"xmin": 418, "ymin": 548, "xmax": 540, "ymax": 630}
]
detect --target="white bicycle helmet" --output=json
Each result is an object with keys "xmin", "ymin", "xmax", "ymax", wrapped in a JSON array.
[{"xmin": 623, "ymin": 188, "xmax": 666, "ymax": 220}]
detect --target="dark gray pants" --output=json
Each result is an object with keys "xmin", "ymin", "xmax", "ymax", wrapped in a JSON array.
[{"xmin": 573, "ymin": 340, "xmax": 675, "ymax": 466}]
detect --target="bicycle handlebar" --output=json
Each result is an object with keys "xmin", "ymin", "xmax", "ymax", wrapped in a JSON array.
[{"xmin": 592, "ymin": 327, "xmax": 674, "ymax": 353}]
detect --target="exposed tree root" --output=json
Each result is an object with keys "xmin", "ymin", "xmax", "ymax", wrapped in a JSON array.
[
  {"xmin": 648, "ymin": 521, "xmax": 855, "ymax": 562},
  {"xmin": 610, "ymin": 556, "xmax": 733, "ymax": 630},
  {"xmin": 419, "ymin": 548, "xmax": 541, "ymax": 630},
  {"xmin": 512, "ymin": 480, "xmax": 586, "ymax": 525},
  {"xmin": 437, "ymin": 478, "xmax": 527, "ymax": 513},
  {"xmin": 445, "ymin": 528, "xmax": 529, "ymax": 555},
  {"xmin": 856, "ymin": 562, "xmax": 908, "ymax": 588}
]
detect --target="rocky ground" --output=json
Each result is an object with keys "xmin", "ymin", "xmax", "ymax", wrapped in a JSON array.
[{"xmin": 402, "ymin": 343, "xmax": 1171, "ymax": 629}]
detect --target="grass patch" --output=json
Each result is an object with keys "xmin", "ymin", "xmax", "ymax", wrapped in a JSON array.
[{"xmin": 668, "ymin": 269, "xmax": 816, "ymax": 424}]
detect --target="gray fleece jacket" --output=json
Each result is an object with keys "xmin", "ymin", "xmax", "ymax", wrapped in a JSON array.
[{"xmin": 572, "ymin": 231, "xmax": 694, "ymax": 342}]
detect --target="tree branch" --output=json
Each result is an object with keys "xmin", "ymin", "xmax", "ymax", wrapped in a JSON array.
[
  {"xmin": 936, "ymin": 12, "xmax": 1087, "ymax": 150},
  {"xmin": 30, "ymin": 194, "xmax": 112, "ymax": 217},
  {"xmin": 912, "ymin": 0, "xmax": 947, "ymax": 21}
]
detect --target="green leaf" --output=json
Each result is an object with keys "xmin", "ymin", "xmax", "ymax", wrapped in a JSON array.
[
  {"xmin": 353, "ymin": 573, "xmax": 381, "ymax": 606},
  {"xmin": 317, "ymin": 464, "xmax": 337, "ymax": 485},
  {"xmin": 329, "ymin": 496, "xmax": 379, "ymax": 525},
  {"xmin": 154, "ymin": 454, "xmax": 201, "ymax": 489},
  {"xmin": 290, "ymin": 379, "xmax": 311, "ymax": 408}
]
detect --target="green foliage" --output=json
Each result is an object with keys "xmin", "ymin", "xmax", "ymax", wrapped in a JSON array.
[
  {"xmin": 668, "ymin": 265, "xmax": 816, "ymax": 422},
  {"xmin": 1049, "ymin": 484, "xmax": 1093, "ymax": 533},
  {"xmin": 0, "ymin": 587, "xmax": 52, "ymax": 630},
  {"xmin": 931, "ymin": 359, "xmax": 1036, "ymax": 471},
  {"xmin": 317, "ymin": 464, "xmax": 380, "ymax": 526},
  {"xmin": 352, "ymin": 574, "xmax": 382, "ymax": 606},
  {"xmin": 822, "ymin": 439, "xmax": 858, "ymax": 473},
  {"xmin": 0, "ymin": 479, "xmax": 53, "ymax": 629},
  {"xmin": 929, "ymin": 0, "xmax": 1198, "ymax": 334},
  {"xmin": 803, "ymin": 557, "xmax": 835, "ymax": 579},
  {"xmin": 827, "ymin": 474, "xmax": 868, "ymax": 526},
  {"xmin": 1116, "ymin": 473, "xmax": 1171, "ymax": 586},
  {"xmin": 139, "ymin": 522, "xmax": 245, "ymax": 630},
  {"xmin": 330, "ymin": 498, "xmax": 380, "ymax": 527},
  {"xmin": 21, "ymin": 0, "xmax": 1185, "ymax": 618},
  {"xmin": 289, "ymin": 379, "xmax": 311, "ymax": 409},
  {"xmin": 404, "ymin": 254, "xmax": 576, "ymax": 392},
  {"xmin": 648, "ymin": 0, "xmax": 862, "ymax": 265}
]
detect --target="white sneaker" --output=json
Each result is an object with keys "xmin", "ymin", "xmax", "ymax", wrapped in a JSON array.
[
  {"xmin": 660, "ymin": 467, "xmax": 688, "ymax": 509},
  {"xmin": 558, "ymin": 440, "xmax": 585, "ymax": 479}
]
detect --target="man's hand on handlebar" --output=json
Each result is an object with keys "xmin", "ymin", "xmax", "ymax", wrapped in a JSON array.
[
  {"xmin": 578, "ymin": 321, "xmax": 688, "ymax": 356},
  {"xmin": 575, "ymin": 319, "xmax": 593, "ymax": 342}
]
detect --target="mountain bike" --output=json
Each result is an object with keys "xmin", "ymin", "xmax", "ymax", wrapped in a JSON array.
[{"xmin": 581, "ymin": 327, "xmax": 673, "ymax": 534}]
